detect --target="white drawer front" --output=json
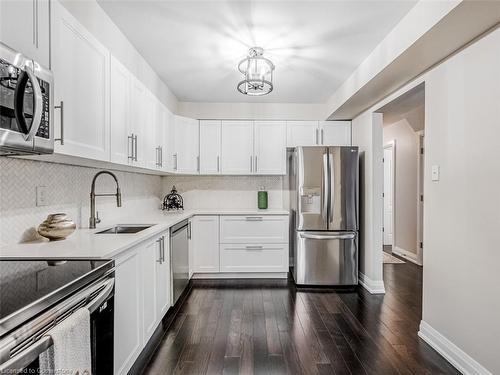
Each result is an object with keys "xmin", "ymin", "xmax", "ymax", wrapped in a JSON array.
[
  {"xmin": 220, "ymin": 244, "xmax": 289, "ymax": 272},
  {"xmin": 220, "ymin": 215, "xmax": 289, "ymax": 243}
]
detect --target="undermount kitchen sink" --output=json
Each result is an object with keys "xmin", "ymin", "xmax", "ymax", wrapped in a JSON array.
[{"xmin": 95, "ymin": 224, "xmax": 155, "ymax": 234}]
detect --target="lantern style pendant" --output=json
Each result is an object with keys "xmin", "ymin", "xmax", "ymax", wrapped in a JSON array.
[
  {"xmin": 162, "ymin": 185, "xmax": 184, "ymax": 211},
  {"xmin": 237, "ymin": 47, "xmax": 275, "ymax": 96}
]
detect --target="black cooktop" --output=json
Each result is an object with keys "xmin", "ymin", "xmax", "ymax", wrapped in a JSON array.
[{"xmin": 0, "ymin": 259, "xmax": 113, "ymax": 337}]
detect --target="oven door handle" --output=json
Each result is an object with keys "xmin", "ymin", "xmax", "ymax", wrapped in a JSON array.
[
  {"xmin": 14, "ymin": 64, "xmax": 43, "ymax": 142},
  {"xmin": 0, "ymin": 278, "xmax": 114, "ymax": 372},
  {"xmin": 0, "ymin": 335, "xmax": 53, "ymax": 373}
]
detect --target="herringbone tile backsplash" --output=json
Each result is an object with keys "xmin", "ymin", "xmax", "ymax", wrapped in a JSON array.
[{"xmin": 0, "ymin": 158, "xmax": 162, "ymax": 246}]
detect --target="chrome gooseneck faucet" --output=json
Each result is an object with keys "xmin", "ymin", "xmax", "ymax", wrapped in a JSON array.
[{"xmin": 89, "ymin": 170, "xmax": 122, "ymax": 229}]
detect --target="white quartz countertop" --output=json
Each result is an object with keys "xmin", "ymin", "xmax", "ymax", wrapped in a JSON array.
[{"xmin": 0, "ymin": 209, "xmax": 289, "ymax": 260}]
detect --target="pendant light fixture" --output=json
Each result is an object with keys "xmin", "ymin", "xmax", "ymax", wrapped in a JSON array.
[{"xmin": 237, "ymin": 47, "xmax": 275, "ymax": 96}]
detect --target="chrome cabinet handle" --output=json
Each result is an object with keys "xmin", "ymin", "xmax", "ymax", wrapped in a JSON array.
[
  {"xmin": 54, "ymin": 101, "xmax": 64, "ymax": 145},
  {"xmin": 217, "ymin": 155, "xmax": 220, "ymax": 172},
  {"xmin": 246, "ymin": 216, "xmax": 263, "ymax": 221},
  {"xmin": 127, "ymin": 133, "xmax": 134, "ymax": 161},
  {"xmin": 255, "ymin": 155, "xmax": 258, "ymax": 172},
  {"xmin": 321, "ymin": 129, "xmax": 324, "ymax": 145},
  {"xmin": 316, "ymin": 128, "xmax": 319, "ymax": 145},
  {"xmin": 162, "ymin": 236, "xmax": 165, "ymax": 262},
  {"xmin": 134, "ymin": 135, "xmax": 138, "ymax": 161},
  {"xmin": 187, "ymin": 222, "xmax": 192, "ymax": 239},
  {"xmin": 250, "ymin": 155, "xmax": 253, "ymax": 172},
  {"xmin": 197, "ymin": 155, "xmax": 200, "ymax": 172},
  {"xmin": 245, "ymin": 245, "xmax": 263, "ymax": 250},
  {"xmin": 160, "ymin": 146, "xmax": 163, "ymax": 168},
  {"xmin": 173, "ymin": 153, "xmax": 178, "ymax": 171},
  {"xmin": 156, "ymin": 236, "xmax": 163, "ymax": 263}
]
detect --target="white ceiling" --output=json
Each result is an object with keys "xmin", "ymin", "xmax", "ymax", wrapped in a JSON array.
[{"xmin": 98, "ymin": 0, "xmax": 417, "ymax": 103}]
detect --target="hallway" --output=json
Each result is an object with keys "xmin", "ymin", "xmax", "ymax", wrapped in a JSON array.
[{"xmin": 144, "ymin": 261, "xmax": 458, "ymax": 374}]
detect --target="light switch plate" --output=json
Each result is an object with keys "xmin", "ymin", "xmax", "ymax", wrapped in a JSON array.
[
  {"xmin": 431, "ymin": 165, "xmax": 440, "ymax": 181},
  {"xmin": 36, "ymin": 186, "xmax": 48, "ymax": 206}
]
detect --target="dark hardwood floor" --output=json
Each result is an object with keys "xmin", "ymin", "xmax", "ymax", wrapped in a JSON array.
[{"xmin": 143, "ymin": 261, "xmax": 459, "ymax": 374}]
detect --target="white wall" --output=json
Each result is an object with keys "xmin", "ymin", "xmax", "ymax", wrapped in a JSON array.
[
  {"xmin": 60, "ymin": 0, "xmax": 178, "ymax": 113},
  {"xmin": 421, "ymin": 27, "xmax": 500, "ymax": 375},
  {"xmin": 383, "ymin": 119, "xmax": 420, "ymax": 255},
  {"xmin": 177, "ymin": 102, "xmax": 329, "ymax": 120},
  {"xmin": 352, "ymin": 26, "xmax": 500, "ymax": 374},
  {"xmin": 352, "ymin": 112, "xmax": 384, "ymax": 293}
]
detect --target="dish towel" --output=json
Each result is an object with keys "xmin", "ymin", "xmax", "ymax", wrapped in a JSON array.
[{"xmin": 39, "ymin": 308, "xmax": 92, "ymax": 375}]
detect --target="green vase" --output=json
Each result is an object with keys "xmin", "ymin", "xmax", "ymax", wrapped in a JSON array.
[{"xmin": 258, "ymin": 190, "xmax": 268, "ymax": 209}]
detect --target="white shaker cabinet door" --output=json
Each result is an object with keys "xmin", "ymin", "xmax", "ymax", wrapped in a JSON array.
[
  {"xmin": 142, "ymin": 237, "xmax": 159, "ymax": 345},
  {"xmin": 173, "ymin": 115, "xmax": 199, "ymax": 174},
  {"xmin": 114, "ymin": 248, "xmax": 143, "ymax": 375},
  {"xmin": 319, "ymin": 121, "xmax": 351, "ymax": 146},
  {"xmin": 199, "ymin": 120, "xmax": 221, "ymax": 174},
  {"xmin": 51, "ymin": 1, "xmax": 110, "ymax": 161},
  {"xmin": 110, "ymin": 56, "xmax": 132, "ymax": 165},
  {"xmin": 156, "ymin": 233, "xmax": 171, "ymax": 317},
  {"xmin": 286, "ymin": 121, "xmax": 319, "ymax": 147},
  {"xmin": 191, "ymin": 216, "xmax": 220, "ymax": 273},
  {"xmin": 221, "ymin": 121, "xmax": 254, "ymax": 174},
  {"xmin": 254, "ymin": 121, "xmax": 286, "ymax": 175},
  {"xmin": 0, "ymin": 0, "xmax": 50, "ymax": 67},
  {"xmin": 129, "ymin": 77, "xmax": 147, "ymax": 168},
  {"xmin": 162, "ymin": 109, "xmax": 175, "ymax": 172}
]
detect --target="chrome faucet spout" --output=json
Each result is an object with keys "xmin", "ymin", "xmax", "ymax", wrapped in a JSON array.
[{"xmin": 89, "ymin": 171, "xmax": 122, "ymax": 229}]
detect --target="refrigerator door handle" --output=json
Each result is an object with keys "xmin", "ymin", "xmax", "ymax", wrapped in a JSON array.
[
  {"xmin": 321, "ymin": 152, "xmax": 329, "ymax": 223},
  {"xmin": 299, "ymin": 232, "xmax": 356, "ymax": 240},
  {"xmin": 328, "ymin": 151, "xmax": 334, "ymax": 225}
]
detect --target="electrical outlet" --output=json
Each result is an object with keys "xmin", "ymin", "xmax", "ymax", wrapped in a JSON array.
[{"xmin": 36, "ymin": 186, "xmax": 48, "ymax": 206}]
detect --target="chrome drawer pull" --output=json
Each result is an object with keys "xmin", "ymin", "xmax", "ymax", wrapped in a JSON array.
[
  {"xmin": 245, "ymin": 245, "xmax": 263, "ymax": 250},
  {"xmin": 245, "ymin": 217, "xmax": 263, "ymax": 221}
]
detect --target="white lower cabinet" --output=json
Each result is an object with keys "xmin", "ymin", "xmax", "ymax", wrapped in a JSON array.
[
  {"xmin": 114, "ymin": 248, "xmax": 143, "ymax": 375},
  {"xmin": 190, "ymin": 216, "xmax": 220, "ymax": 273},
  {"xmin": 114, "ymin": 231, "xmax": 170, "ymax": 375},
  {"xmin": 220, "ymin": 216, "xmax": 289, "ymax": 244},
  {"xmin": 220, "ymin": 244, "xmax": 288, "ymax": 272}
]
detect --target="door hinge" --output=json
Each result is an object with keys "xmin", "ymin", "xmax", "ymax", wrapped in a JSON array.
[
  {"xmin": 420, "ymin": 241, "xmax": 423, "ymax": 249},
  {"xmin": 382, "ymin": 193, "xmax": 385, "ymax": 198},
  {"xmin": 382, "ymin": 157, "xmax": 385, "ymax": 162},
  {"xmin": 382, "ymin": 227, "xmax": 384, "ymax": 232},
  {"xmin": 420, "ymin": 194, "xmax": 423, "ymax": 202},
  {"xmin": 420, "ymin": 147, "xmax": 424, "ymax": 155}
]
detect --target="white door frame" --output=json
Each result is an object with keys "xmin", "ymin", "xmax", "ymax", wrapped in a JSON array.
[
  {"xmin": 383, "ymin": 140, "xmax": 396, "ymax": 248},
  {"xmin": 416, "ymin": 130, "xmax": 425, "ymax": 265}
]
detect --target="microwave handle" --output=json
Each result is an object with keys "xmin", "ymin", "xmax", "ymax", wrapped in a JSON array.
[{"xmin": 19, "ymin": 65, "xmax": 43, "ymax": 142}]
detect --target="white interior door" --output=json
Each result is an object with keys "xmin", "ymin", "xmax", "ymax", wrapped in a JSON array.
[{"xmin": 383, "ymin": 146, "xmax": 394, "ymax": 245}]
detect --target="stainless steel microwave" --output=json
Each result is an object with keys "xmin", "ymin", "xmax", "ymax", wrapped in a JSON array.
[{"xmin": 0, "ymin": 42, "xmax": 53, "ymax": 155}]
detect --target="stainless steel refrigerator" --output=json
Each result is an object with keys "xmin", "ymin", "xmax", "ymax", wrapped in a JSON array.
[{"xmin": 288, "ymin": 146, "xmax": 359, "ymax": 286}]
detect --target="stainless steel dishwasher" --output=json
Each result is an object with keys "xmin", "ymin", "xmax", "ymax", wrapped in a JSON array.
[{"xmin": 170, "ymin": 219, "xmax": 190, "ymax": 305}]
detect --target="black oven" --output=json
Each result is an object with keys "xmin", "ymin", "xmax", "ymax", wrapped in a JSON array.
[
  {"xmin": 0, "ymin": 42, "xmax": 53, "ymax": 155},
  {"xmin": 0, "ymin": 260, "xmax": 114, "ymax": 374}
]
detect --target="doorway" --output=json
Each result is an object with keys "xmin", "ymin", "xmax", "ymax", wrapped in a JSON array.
[{"xmin": 378, "ymin": 83, "xmax": 425, "ymax": 266}]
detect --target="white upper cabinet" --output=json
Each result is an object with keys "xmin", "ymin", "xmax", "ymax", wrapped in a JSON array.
[
  {"xmin": 110, "ymin": 56, "xmax": 132, "ymax": 165},
  {"xmin": 51, "ymin": 1, "xmax": 110, "ymax": 161},
  {"xmin": 163, "ymin": 110, "xmax": 175, "ymax": 172},
  {"xmin": 221, "ymin": 121, "xmax": 254, "ymax": 174},
  {"xmin": 286, "ymin": 121, "xmax": 319, "ymax": 147},
  {"xmin": 129, "ymin": 77, "xmax": 148, "ymax": 167},
  {"xmin": 254, "ymin": 121, "xmax": 286, "ymax": 175},
  {"xmin": 199, "ymin": 120, "xmax": 221, "ymax": 174},
  {"xmin": 151, "ymin": 99, "xmax": 166, "ymax": 170},
  {"xmin": 319, "ymin": 121, "xmax": 351, "ymax": 146},
  {"xmin": 142, "ymin": 91, "xmax": 157, "ymax": 170},
  {"xmin": 173, "ymin": 115, "xmax": 199, "ymax": 174},
  {"xmin": 0, "ymin": 0, "xmax": 50, "ymax": 67}
]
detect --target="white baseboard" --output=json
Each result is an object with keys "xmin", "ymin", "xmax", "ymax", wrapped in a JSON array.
[
  {"xmin": 393, "ymin": 246, "xmax": 423, "ymax": 266},
  {"xmin": 418, "ymin": 320, "xmax": 493, "ymax": 375},
  {"xmin": 191, "ymin": 272, "xmax": 288, "ymax": 279},
  {"xmin": 358, "ymin": 272, "xmax": 386, "ymax": 294}
]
